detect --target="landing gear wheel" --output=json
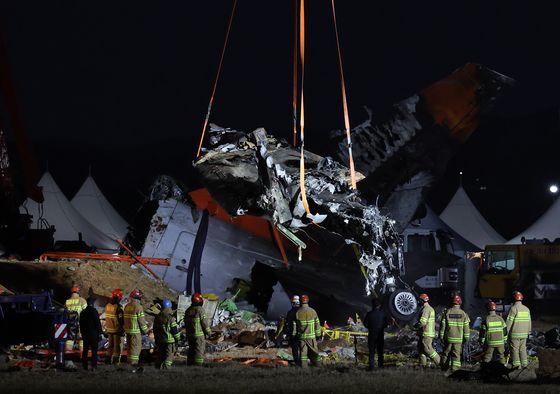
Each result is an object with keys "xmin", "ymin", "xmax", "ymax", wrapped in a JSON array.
[{"xmin": 388, "ymin": 289, "xmax": 417, "ymax": 322}]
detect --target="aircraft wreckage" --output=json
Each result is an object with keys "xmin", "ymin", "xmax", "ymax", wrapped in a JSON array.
[{"xmin": 136, "ymin": 64, "xmax": 513, "ymax": 323}]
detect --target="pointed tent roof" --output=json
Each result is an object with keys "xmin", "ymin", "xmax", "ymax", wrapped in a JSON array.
[
  {"xmin": 405, "ymin": 205, "xmax": 479, "ymax": 252},
  {"xmin": 71, "ymin": 175, "xmax": 129, "ymax": 240},
  {"xmin": 508, "ymin": 198, "xmax": 560, "ymax": 244},
  {"xmin": 20, "ymin": 172, "xmax": 117, "ymax": 251},
  {"xmin": 440, "ymin": 186, "xmax": 505, "ymax": 249}
]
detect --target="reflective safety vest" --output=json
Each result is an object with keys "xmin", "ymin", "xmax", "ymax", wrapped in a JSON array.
[
  {"xmin": 154, "ymin": 308, "xmax": 181, "ymax": 344},
  {"xmin": 506, "ymin": 301, "xmax": 531, "ymax": 339},
  {"xmin": 292, "ymin": 304, "xmax": 321, "ymax": 340},
  {"xmin": 439, "ymin": 305, "xmax": 470, "ymax": 344},
  {"xmin": 104, "ymin": 302, "xmax": 123, "ymax": 334},
  {"xmin": 123, "ymin": 299, "xmax": 149, "ymax": 335},
  {"xmin": 418, "ymin": 303, "xmax": 436, "ymax": 338},
  {"xmin": 479, "ymin": 311, "xmax": 507, "ymax": 346},
  {"xmin": 65, "ymin": 294, "xmax": 87, "ymax": 314},
  {"xmin": 184, "ymin": 305, "xmax": 210, "ymax": 338}
]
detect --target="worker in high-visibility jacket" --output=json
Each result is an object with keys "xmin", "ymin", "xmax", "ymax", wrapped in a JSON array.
[
  {"xmin": 479, "ymin": 301, "xmax": 507, "ymax": 365},
  {"xmin": 123, "ymin": 289, "xmax": 149, "ymax": 367},
  {"xmin": 415, "ymin": 293, "xmax": 440, "ymax": 367},
  {"xmin": 153, "ymin": 299, "xmax": 181, "ymax": 369},
  {"xmin": 440, "ymin": 295, "xmax": 470, "ymax": 372},
  {"xmin": 506, "ymin": 291, "xmax": 532, "ymax": 369},
  {"xmin": 104, "ymin": 289, "xmax": 124, "ymax": 364},
  {"xmin": 184, "ymin": 293, "xmax": 211, "ymax": 366},
  {"xmin": 292, "ymin": 294, "xmax": 321, "ymax": 368},
  {"xmin": 65, "ymin": 285, "xmax": 87, "ymax": 352}
]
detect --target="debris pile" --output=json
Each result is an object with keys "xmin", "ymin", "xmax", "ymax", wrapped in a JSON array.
[{"xmin": 194, "ymin": 125, "xmax": 403, "ymax": 297}]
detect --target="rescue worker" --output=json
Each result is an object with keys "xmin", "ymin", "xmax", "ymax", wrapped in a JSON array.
[
  {"xmin": 65, "ymin": 284, "xmax": 87, "ymax": 352},
  {"xmin": 506, "ymin": 291, "xmax": 532, "ymax": 369},
  {"xmin": 479, "ymin": 301, "xmax": 507, "ymax": 365},
  {"xmin": 440, "ymin": 295, "xmax": 470, "ymax": 372},
  {"xmin": 292, "ymin": 294, "xmax": 321, "ymax": 368},
  {"xmin": 79, "ymin": 296, "xmax": 103, "ymax": 371},
  {"xmin": 284, "ymin": 295, "xmax": 301, "ymax": 365},
  {"xmin": 184, "ymin": 293, "xmax": 211, "ymax": 366},
  {"xmin": 153, "ymin": 299, "xmax": 180, "ymax": 369},
  {"xmin": 364, "ymin": 297, "xmax": 388, "ymax": 370},
  {"xmin": 104, "ymin": 288, "xmax": 124, "ymax": 364},
  {"xmin": 415, "ymin": 293, "xmax": 440, "ymax": 367},
  {"xmin": 123, "ymin": 289, "xmax": 149, "ymax": 370}
]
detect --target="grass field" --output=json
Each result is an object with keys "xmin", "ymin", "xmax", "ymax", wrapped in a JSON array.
[{"xmin": 1, "ymin": 362, "xmax": 558, "ymax": 394}]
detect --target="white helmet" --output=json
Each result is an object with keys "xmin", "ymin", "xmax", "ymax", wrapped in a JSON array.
[{"xmin": 291, "ymin": 295, "xmax": 300, "ymax": 306}]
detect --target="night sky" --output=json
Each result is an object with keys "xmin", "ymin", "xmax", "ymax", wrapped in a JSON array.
[{"xmin": 0, "ymin": 1, "xmax": 559, "ymax": 239}]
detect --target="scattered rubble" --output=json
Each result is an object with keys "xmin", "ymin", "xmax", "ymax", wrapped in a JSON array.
[{"xmin": 537, "ymin": 348, "xmax": 560, "ymax": 381}]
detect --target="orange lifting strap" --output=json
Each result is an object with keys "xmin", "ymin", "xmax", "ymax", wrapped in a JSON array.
[
  {"xmin": 331, "ymin": 0, "xmax": 357, "ymax": 190},
  {"xmin": 292, "ymin": 0, "xmax": 299, "ymax": 147},
  {"xmin": 298, "ymin": 0, "xmax": 311, "ymax": 214},
  {"xmin": 196, "ymin": 0, "xmax": 238, "ymax": 158}
]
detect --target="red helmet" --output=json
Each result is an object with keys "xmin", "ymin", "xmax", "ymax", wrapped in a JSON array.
[
  {"xmin": 130, "ymin": 289, "xmax": 143, "ymax": 300},
  {"xmin": 513, "ymin": 291, "xmax": 523, "ymax": 301},
  {"xmin": 191, "ymin": 293, "xmax": 203, "ymax": 303},
  {"xmin": 300, "ymin": 294, "xmax": 309, "ymax": 304},
  {"xmin": 452, "ymin": 295, "xmax": 462, "ymax": 305},
  {"xmin": 487, "ymin": 301, "xmax": 497, "ymax": 311},
  {"xmin": 418, "ymin": 293, "xmax": 429, "ymax": 302},
  {"xmin": 111, "ymin": 289, "xmax": 123, "ymax": 300},
  {"xmin": 70, "ymin": 285, "xmax": 80, "ymax": 294}
]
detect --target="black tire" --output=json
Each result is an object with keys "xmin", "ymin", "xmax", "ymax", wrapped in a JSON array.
[{"xmin": 387, "ymin": 289, "xmax": 418, "ymax": 322}]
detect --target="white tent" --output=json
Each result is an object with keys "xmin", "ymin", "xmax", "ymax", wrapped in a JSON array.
[
  {"xmin": 440, "ymin": 186, "xmax": 505, "ymax": 249},
  {"xmin": 508, "ymin": 197, "xmax": 560, "ymax": 244},
  {"xmin": 71, "ymin": 175, "xmax": 129, "ymax": 240},
  {"xmin": 20, "ymin": 172, "xmax": 118, "ymax": 252}
]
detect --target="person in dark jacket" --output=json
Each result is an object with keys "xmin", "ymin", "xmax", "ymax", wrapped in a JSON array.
[
  {"xmin": 364, "ymin": 297, "xmax": 388, "ymax": 370},
  {"xmin": 79, "ymin": 296, "xmax": 103, "ymax": 371},
  {"xmin": 284, "ymin": 295, "xmax": 301, "ymax": 364}
]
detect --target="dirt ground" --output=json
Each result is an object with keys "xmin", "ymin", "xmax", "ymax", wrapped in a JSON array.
[
  {"xmin": 0, "ymin": 362, "xmax": 559, "ymax": 394},
  {"xmin": 0, "ymin": 259, "xmax": 177, "ymax": 309}
]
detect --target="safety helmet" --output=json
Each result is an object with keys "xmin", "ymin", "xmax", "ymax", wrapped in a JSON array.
[
  {"xmin": 418, "ymin": 293, "xmax": 429, "ymax": 302},
  {"xmin": 291, "ymin": 295, "xmax": 300, "ymax": 306},
  {"xmin": 70, "ymin": 285, "xmax": 80, "ymax": 294},
  {"xmin": 300, "ymin": 294, "xmax": 309, "ymax": 304},
  {"xmin": 191, "ymin": 293, "xmax": 203, "ymax": 304},
  {"xmin": 487, "ymin": 301, "xmax": 497, "ymax": 311},
  {"xmin": 130, "ymin": 289, "xmax": 143, "ymax": 300},
  {"xmin": 513, "ymin": 291, "xmax": 523, "ymax": 301},
  {"xmin": 111, "ymin": 289, "xmax": 123, "ymax": 300},
  {"xmin": 452, "ymin": 295, "xmax": 462, "ymax": 305},
  {"xmin": 162, "ymin": 299, "xmax": 172, "ymax": 309}
]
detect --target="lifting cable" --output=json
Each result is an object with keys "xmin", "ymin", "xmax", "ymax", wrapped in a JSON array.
[
  {"xmin": 331, "ymin": 0, "xmax": 357, "ymax": 190},
  {"xmin": 292, "ymin": 0, "xmax": 299, "ymax": 147},
  {"xmin": 196, "ymin": 0, "xmax": 238, "ymax": 158},
  {"xmin": 298, "ymin": 0, "xmax": 311, "ymax": 214}
]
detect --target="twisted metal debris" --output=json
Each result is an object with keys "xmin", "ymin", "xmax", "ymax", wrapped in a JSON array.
[{"xmin": 194, "ymin": 125, "xmax": 403, "ymax": 297}]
